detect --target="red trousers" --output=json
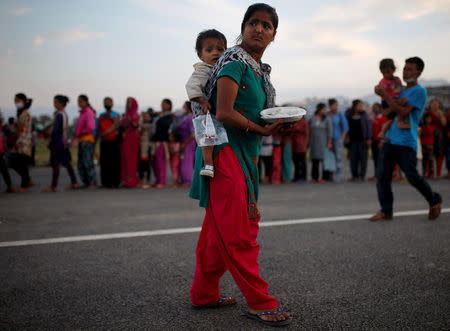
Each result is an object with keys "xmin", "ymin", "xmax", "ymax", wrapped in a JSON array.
[{"xmin": 190, "ymin": 146, "xmax": 278, "ymax": 310}]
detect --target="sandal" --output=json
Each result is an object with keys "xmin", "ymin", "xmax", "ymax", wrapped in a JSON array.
[
  {"xmin": 244, "ymin": 310, "xmax": 292, "ymax": 327},
  {"xmin": 192, "ymin": 296, "xmax": 237, "ymax": 310}
]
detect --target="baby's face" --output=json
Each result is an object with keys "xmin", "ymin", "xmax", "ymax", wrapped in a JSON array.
[
  {"xmin": 381, "ymin": 67, "xmax": 395, "ymax": 80},
  {"xmin": 199, "ymin": 38, "xmax": 226, "ymax": 65}
]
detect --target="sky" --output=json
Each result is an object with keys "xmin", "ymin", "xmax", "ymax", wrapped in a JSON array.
[{"xmin": 1, "ymin": 0, "xmax": 450, "ymax": 119}]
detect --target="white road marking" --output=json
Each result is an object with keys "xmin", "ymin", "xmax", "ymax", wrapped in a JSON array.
[{"xmin": 0, "ymin": 208, "xmax": 449, "ymax": 248}]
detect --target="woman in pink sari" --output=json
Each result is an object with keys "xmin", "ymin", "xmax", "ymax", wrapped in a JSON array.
[{"xmin": 120, "ymin": 97, "xmax": 140, "ymax": 188}]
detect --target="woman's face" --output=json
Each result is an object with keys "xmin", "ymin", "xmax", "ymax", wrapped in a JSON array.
[
  {"xmin": 54, "ymin": 99, "xmax": 63, "ymax": 111},
  {"xmin": 241, "ymin": 10, "xmax": 276, "ymax": 54},
  {"xmin": 78, "ymin": 98, "xmax": 87, "ymax": 108},
  {"xmin": 183, "ymin": 103, "xmax": 191, "ymax": 114},
  {"xmin": 14, "ymin": 97, "xmax": 24, "ymax": 108},
  {"xmin": 430, "ymin": 100, "xmax": 439, "ymax": 111},
  {"xmin": 126, "ymin": 98, "xmax": 132, "ymax": 110},
  {"xmin": 356, "ymin": 102, "xmax": 364, "ymax": 112}
]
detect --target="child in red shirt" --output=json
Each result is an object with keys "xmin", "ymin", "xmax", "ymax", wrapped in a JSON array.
[
  {"xmin": 420, "ymin": 112, "xmax": 436, "ymax": 178},
  {"xmin": 377, "ymin": 58, "xmax": 410, "ymax": 140}
]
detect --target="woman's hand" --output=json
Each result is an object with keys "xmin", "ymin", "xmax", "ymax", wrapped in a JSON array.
[{"xmin": 259, "ymin": 119, "xmax": 285, "ymax": 136}]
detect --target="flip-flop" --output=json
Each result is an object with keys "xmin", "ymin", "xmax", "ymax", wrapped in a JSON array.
[
  {"xmin": 192, "ymin": 296, "xmax": 237, "ymax": 310},
  {"xmin": 244, "ymin": 311, "xmax": 292, "ymax": 327}
]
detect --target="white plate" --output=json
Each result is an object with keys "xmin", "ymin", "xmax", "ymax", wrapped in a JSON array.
[{"xmin": 260, "ymin": 106, "xmax": 307, "ymax": 123}]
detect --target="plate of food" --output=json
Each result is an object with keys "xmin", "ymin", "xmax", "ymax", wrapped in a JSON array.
[{"xmin": 260, "ymin": 106, "xmax": 307, "ymax": 123}]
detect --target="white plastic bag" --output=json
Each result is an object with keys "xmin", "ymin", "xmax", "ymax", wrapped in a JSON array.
[
  {"xmin": 193, "ymin": 112, "xmax": 228, "ymax": 147},
  {"xmin": 204, "ymin": 112, "xmax": 217, "ymax": 138}
]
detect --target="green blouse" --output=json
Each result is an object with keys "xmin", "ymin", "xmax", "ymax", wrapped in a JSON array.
[{"xmin": 189, "ymin": 61, "xmax": 267, "ymax": 218}]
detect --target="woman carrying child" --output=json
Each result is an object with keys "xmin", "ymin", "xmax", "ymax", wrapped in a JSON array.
[{"xmin": 189, "ymin": 4, "xmax": 292, "ymax": 327}]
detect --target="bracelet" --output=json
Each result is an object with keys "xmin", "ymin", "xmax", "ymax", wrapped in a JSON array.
[{"xmin": 245, "ymin": 119, "xmax": 251, "ymax": 134}]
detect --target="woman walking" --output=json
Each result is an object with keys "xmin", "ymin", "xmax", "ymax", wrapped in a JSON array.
[
  {"xmin": 43, "ymin": 95, "xmax": 78, "ymax": 192},
  {"xmin": 309, "ymin": 103, "xmax": 332, "ymax": 183},
  {"xmin": 120, "ymin": 97, "xmax": 140, "ymax": 188},
  {"xmin": 189, "ymin": 4, "xmax": 291, "ymax": 326},
  {"xmin": 10, "ymin": 93, "xmax": 33, "ymax": 191},
  {"xmin": 74, "ymin": 95, "xmax": 97, "ymax": 188}
]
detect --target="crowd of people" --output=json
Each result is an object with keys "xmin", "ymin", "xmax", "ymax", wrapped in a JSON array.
[{"xmin": 0, "ymin": 92, "xmax": 449, "ymax": 193}]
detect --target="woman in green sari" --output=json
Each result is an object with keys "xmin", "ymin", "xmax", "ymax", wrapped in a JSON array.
[{"xmin": 189, "ymin": 3, "xmax": 293, "ymax": 327}]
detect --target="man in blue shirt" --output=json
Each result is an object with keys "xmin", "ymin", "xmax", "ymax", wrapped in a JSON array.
[
  {"xmin": 370, "ymin": 57, "xmax": 442, "ymax": 221},
  {"xmin": 326, "ymin": 98, "xmax": 349, "ymax": 182}
]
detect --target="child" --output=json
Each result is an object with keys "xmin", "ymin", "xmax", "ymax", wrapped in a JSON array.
[
  {"xmin": 139, "ymin": 111, "xmax": 153, "ymax": 189},
  {"xmin": 420, "ymin": 112, "xmax": 437, "ymax": 178},
  {"xmin": 168, "ymin": 132, "xmax": 181, "ymax": 187},
  {"xmin": 377, "ymin": 58, "xmax": 410, "ymax": 141},
  {"xmin": 185, "ymin": 29, "xmax": 227, "ymax": 178}
]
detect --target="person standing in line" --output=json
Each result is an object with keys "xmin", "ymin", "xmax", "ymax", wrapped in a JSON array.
[
  {"xmin": 189, "ymin": 3, "xmax": 291, "ymax": 326},
  {"xmin": 43, "ymin": 95, "xmax": 79, "ymax": 192},
  {"xmin": 0, "ymin": 114, "xmax": 14, "ymax": 192},
  {"xmin": 120, "ymin": 97, "xmax": 140, "ymax": 188},
  {"xmin": 138, "ymin": 111, "xmax": 153, "ymax": 189},
  {"xmin": 281, "ymin": 132, "xmax": 293, "ymax": 183},
  {"xmin": 370, "ymin": 57, "xmax": 442, "ymax": 221},
  {"xmin": 370, "ymin": 102, "xmax": 388, "ymax": 181},
  {"xmin": 258, "ymin": 135, "xmax": 273, "ymax": 184},
  {"xmin": 151, "ymin": 99, "xmax": 173, "ymax": 188},
  {"xmin": 178, "ymin": 101, "xmax": 196, "ymax": 187},
  {"xmin": 168, "ymin": 132, "xmax": 181, "ymax": 187},
  {"xmin": 346, "ymin": 100, "xmax": 372, "ymax": 182},
  {"xmin": 420, "ymin": 112, "xmax": 437, "ymax": 178},
  {"xmin": 427, "ymin": 99, "xmax": 447, "ymax": 178},
  {"xmin": 271, "ymin": 134, "xmax": 282, "ymax": 184},
  {"xmin": 98, "ymin": 97, "xmax": 121, "ymax": 188},
  {"xmin": 292, "ymin": 116, "xmax": 309, "ymax": 183},
  {"xmin": 309, "ymin": 103, "xmax": 332, "ymax": 183},
  {"xmin": 10, "ymin": 93, "xmax": 33, "ymax": 191},
  {"xmin": 74, "ymin": 94, "xmax": 97, "ymax": 189},
  {"xmin": 326, "ymin": 98, "xmax": 348, "ymax": 183}
]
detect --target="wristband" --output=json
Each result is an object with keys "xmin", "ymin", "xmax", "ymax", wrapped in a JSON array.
[{"xmin": 245, "ymin": 119, "xmax": 251, "ymax": 134}]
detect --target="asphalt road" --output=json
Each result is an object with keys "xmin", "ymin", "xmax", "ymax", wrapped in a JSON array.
[{"xmin": 1, "ymin": 168, "xmax": 449, "ymax": 330}]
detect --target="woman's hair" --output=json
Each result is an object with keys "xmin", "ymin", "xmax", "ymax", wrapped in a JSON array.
[
  {"xmin": 162, "ymin": 98, "xmax": 172, "ymax": 110},
  {"xmin": 184, "ymin": 101, "xmax": 192, "ymax": 113},
  {"xmin": 15, "ymin": 92, "xmax": 33, "ymax": 109},
  {"xmin": 78, "ymin": 94, "xmax": 95, "ymax": 112},
  {"xmin": 314, "ymin": 103, "xmax": 327, "ymax": 117},
  {"xmin": 237, "ymin": 3, "xmax": 278, "ymax": 43},
  {"xmin": 195, "ymin": 29, "xmax": 227, "ymax": 55},
  {"xmin": 379, "ymin": 58, "xmax": 396, "ymax": 71},
  {"xmin": 54, "ymin": 95, "xmax": 70, "ymax": 107}
]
